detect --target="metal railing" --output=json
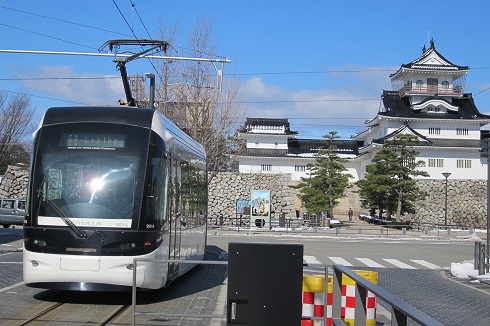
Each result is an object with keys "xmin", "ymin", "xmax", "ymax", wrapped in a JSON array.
[
  {"xmin": 332, "ymin": 265, "xmax": 445, "ymax": 326},
  {"xmin": 216, "ymin": 220, "xmax": 423, "ymax": 237},
  {"xmin": 398, "ymin": 85, "xmax": 463, "ymax": 97},
  {"xmin": 130, "ymin": 258, "xmax": 446, "ymax": 325},
  {"xmin": 214, "ymin": 216, "xmax": 480, "ymax": 239}
]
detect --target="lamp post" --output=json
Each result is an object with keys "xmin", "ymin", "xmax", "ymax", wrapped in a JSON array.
[{"xmin": 442, "ymin": 172, "xmax": 451, "ymax": 227}]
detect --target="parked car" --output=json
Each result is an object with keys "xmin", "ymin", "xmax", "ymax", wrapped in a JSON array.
[
  {"xmin": 0, "ymin": 198, "xmax": 25, "ymax": 228},
  {"xmin": 328, "ymin": 217, "xmax": 342, "ymax": 227}
]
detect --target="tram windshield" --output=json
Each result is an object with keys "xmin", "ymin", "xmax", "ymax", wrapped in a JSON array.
[{"xmin": 31, "ymin": 124, "xmax": 149, "ymax": 229}]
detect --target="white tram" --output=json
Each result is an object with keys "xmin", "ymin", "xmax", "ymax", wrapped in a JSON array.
[{"xmin": 23, "ymin": 106, "xmax": 207, "ymax": 291}]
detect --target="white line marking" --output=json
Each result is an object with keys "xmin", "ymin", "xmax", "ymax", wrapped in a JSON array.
[
  {"xmin": 0, "ymin": 281, "xmax": 25, "ymax": 293},
  {"xmin": 355, "ymin": 258, "xmax": 385, "ymax": 268},
  {"xmin": 410, "ymin": 260, "xmax": 442, "ymax": 269},
  {"xmin": 329, "ymin": 257, "xmax": 353, "ymax": 266},
  {"xmin": 303, "ymin": 255, "xmax": 322, "ymax": 265},
  {"xmin": 383, "ymin": 259, "xmax": 417, "ymax": 269}
]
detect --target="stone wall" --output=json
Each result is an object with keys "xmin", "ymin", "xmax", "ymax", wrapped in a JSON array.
[
  {"xmin": 415, "ymin": 179, "xmax": 487, "ymax": 228},
  {"xmin": 0, "ymin": 165, "xmax": 29, "ymax": 199},
  {"xmin": 339, "ymin": 179, "xmax": 488, "ymax": 228},
  {"xmin": 208, "ymin": 172, "xmax": 299, "ymax": 225},
  {"xmin": 0, "ymin": 165, "xmax": 487, "ymax": 228}
]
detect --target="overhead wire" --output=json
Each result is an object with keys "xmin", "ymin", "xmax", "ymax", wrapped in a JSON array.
[
  {"xmin": 111, "ymin": 0, "xmax": 167, "ymax": 98},
  {"xmin": 1, "ymin": 4, "xmax": 488, "ymax": 119},
  {"xmin": 2, "ymin": 4, "xmax": 488, "ymax": 86},
  {"xmin": 130, "ymin": 0, "xmax": 152, "ymax": 39},
  {"xmin": 0, "ymin": 89, "xmax": 91, "ymax": 105},
  {"xmin": 0, "ymin": 5, "xmax": 132, "ymax": 37},
  {"xmin": 0, "ymin": 23, "xmax": 97, "ymax": 51}
]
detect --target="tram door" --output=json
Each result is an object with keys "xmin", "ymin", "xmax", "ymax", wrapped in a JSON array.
[{"xmin": 168, "ymin": 157, "xmax": 182, "ymax": 281}]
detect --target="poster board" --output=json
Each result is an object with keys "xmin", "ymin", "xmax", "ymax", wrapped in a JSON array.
[{"xmin": 250, "ymin": 190, "xmax": 270, "ymax": 228}]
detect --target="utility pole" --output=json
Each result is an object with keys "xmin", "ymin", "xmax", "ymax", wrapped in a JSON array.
[
  {"xmin": 480, "ymin": 123, "xmax": 490, "ymax": 273},
  {"xmin": 442, "ymin": 172, "xmax": 451, "ymax": 228}
]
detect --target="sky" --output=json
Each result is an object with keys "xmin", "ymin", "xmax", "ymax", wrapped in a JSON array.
[{"xmin": 1, "ymin": 0, "xmax": 490, "ymax": 140}]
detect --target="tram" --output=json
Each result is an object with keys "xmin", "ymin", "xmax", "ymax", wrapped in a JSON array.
[{"xmin": 23, "ymin": 106, "xmax": 207, "ymax": 291}]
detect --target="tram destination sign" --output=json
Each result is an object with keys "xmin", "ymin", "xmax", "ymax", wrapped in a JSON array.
[{"xmin": 60, "ymin": 133, "xmax": 126, "ymax": 149}]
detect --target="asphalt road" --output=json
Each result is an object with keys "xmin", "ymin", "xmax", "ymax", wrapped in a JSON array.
[{"xmin": 1, "ymin": 227, "xmax": 489, "ymax": 325}]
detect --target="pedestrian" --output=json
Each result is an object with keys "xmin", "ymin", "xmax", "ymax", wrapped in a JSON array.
[{"xmin": 348, "ymin": 208, "xmax": 353, "ymax": 221}]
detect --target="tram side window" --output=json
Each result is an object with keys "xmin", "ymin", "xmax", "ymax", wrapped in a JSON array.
[
  {"xmin": 181, "ymin": 161, "xmax": 193, "ymax": 227},
  {"xmin": 167, "ymin": 155, "xmax": 182, "ymax": 226},
  {"xmin": 145, "ymin": 146, "xmax": 167, "ymax": 228},
  {"xmin": 180, "ymin": 158, "xmax": 206, "ymax": 228}
]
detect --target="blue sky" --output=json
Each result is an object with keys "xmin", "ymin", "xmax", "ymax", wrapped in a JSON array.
[{"xmin": 1, "ymin": 0, "xmax": 489, "ymax": 139}]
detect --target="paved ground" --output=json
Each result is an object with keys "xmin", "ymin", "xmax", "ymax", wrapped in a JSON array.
[
  {"xmin": 2, "ymin": 222, "xmax": 490, "ymax": 325},
  {"xmin": 370, "ymin": 268, "xmax": 490, "ymax": 325}
]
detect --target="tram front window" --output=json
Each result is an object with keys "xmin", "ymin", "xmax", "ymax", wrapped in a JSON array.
[{"xmin": 32, "ymin": 125, "xmax": 148, "ymax": 228}]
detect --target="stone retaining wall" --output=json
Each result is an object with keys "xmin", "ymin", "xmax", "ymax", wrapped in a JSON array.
[
  {"xmin": 415, "ymin": 179, "xmax": 487, "ymax": 228},
  {"xmin": 0, "ymin": 165, "xmax": 487, "ymax": 228},
  {"xmin": 0, "ymin": 165, "xmax": 28, "ymax": 199},
  {"xmin": 208, "ymin": 172, "xmax": 298, "ymax": 226}
]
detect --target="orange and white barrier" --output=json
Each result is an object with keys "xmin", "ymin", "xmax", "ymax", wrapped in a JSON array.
[
  {"xmin": 341, "ymin": 270, "xmax": 378, "ymax": 326},
  {"xmin": 302, "ymin": 274, "xmax": 333, "ymax": 326}
]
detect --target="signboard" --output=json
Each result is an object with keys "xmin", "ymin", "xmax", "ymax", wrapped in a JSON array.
[
  {"xmin": 250, "ymin": 190, "xmax": 270, "ymax": 228},
  {"xmin": 236, "ymin": 200, "xmax": 251, "ymax": 215}
]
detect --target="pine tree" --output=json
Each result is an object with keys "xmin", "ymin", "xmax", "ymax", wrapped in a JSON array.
[
  {"xmin": 357, "ymin": 134, "xmax": 429, "ymax": 221},
  {"xmin": 292, "ymin": 131, "xmax": 353, "ymax": 218}
]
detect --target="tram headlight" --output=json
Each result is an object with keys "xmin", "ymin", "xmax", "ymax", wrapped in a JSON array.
[
  {"xmin": 126, "ymin": 264, "xmax": 134, "ymax": 270},
  {"xmin": 33, "ymin": 239, "xmax": 47, "ymax": 246},
  {"xmin": 31, "ymin": 260, "xmax": 39, "ymax": 267},
  {"xmin": 119, "ymin": 242, "xmax": 136, "ymax": 250}
]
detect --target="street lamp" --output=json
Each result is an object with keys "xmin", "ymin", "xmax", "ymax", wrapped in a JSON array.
[{"xmin": 442, "ymin": 172, "xmax": 451, "ymax": 227}]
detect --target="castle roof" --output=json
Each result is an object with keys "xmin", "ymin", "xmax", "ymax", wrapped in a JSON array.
[
  {"xmin": 379, "ymin": 90, "xmax": 488, "ymax": 120},
  {"xmin": 390, "ymin": 40, "xmax": 468, "ymax": 80},
  {"xmin": 238, "ymin": 117, "xmax": 298, "ymax": 135}
]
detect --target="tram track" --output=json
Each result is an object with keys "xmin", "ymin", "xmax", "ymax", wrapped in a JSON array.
[
  {"xmin": 17, "ymin": 301, "xmax": 65, "ymax": 326},
  {"xmin": 15, "ymin": 292, "xmax": 132, "ymax": 326}
]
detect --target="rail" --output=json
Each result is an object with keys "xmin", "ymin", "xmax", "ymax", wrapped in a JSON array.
[
  {"xmin": 213, "ymin": 215, "xmax": 480, "ymax": 239},
  {"xmin": 332, "ymin": 265, "xmax": 445, "ymax": 326},
  {"xmin": 398, "ymin": 85, "xmax": 463, "ymax": 97}
]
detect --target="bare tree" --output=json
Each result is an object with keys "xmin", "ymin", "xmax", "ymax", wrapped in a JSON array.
[
  {"xmin": 153, "ymin": 19, "xmax": 244, "ymax": 181},
  {"xmin": 0, "ymin": 92, "xmax": 34, "ymax": 174}
]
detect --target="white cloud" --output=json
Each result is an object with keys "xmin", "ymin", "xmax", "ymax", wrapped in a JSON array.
[
  {"xmin": 240, "ymin": 66, "xmax": 394, "ymax": 139},
  {"xmin": 19, "ymin": 66, "xmax": 124, "ymax": 106}
]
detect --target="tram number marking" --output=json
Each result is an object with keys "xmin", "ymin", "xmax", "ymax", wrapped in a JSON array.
[{"xmin": 146, "ymin": 224, "xmax": 155, "ymax": 229}]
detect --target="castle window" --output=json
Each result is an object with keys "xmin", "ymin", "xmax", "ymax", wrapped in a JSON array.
[
  {"xmin": 429, "ymin": 127, "xmax": 441, "ymax": 135},
  {"xmin": 415, "ymin": 80, "xmax": 423, "ymax": 89},
  {"xmin": 456, "ymin": 128, "xmax": 468, "ymax": 136},
  {"xmin": 427, "ymin": 78, "xmax": 438, "ymax": 92},
  {"xmin": 261, "ymin": 164, "xmax": 271, "ymax": 171},
  {"xmin": 295, "ymin": 165, "xmax": 306, "ymax": 172},
  {"xmin": 442, "ymin": 81, "xmax": 450, "ymax": 89},
  {"xmin": 457, "ymin": 159, "xmax": 471, "ymax": 169},
  {"xmin": 428, "ymin": 159, "xmax": 444, "ymax": 167}
]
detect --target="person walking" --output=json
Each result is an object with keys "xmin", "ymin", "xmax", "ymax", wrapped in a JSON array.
[{"xmin": 348, "ymin": 208, "xmax": 353, "ymax": 221}]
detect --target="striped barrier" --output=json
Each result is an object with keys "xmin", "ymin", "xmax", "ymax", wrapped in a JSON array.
[
  {"xmin": 341, "ymin": 270, "xmax": 378, "ymax": 326},
  {"xmin": 302, "ymin": 274, "xmax": 333, "ymax": 326}
]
